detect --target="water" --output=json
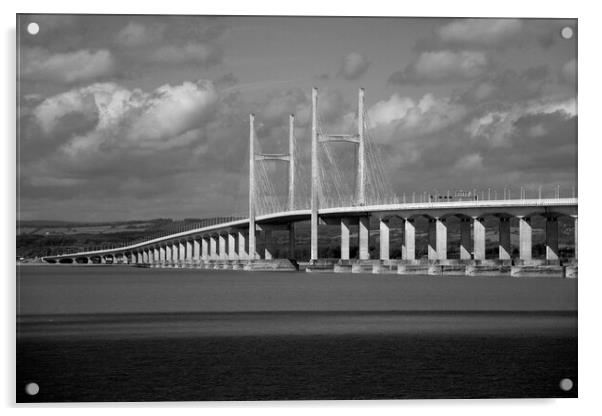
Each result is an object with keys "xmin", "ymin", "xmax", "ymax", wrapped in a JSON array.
[{"xmin": 16, "ymin": 266, "xmax": 577, "ymax": 402}]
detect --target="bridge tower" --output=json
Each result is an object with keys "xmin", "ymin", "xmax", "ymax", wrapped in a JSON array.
[
  {"xmin": 249, "ymin": 112, "xmax": 296, "ymax": 260},
  {"xmin": 310, "ymin": 87, "xmax": 366, "ymax": 261}
]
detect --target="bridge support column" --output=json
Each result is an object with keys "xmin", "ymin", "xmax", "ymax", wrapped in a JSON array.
[
  {"xmin": 473, "ymin": 217, "xmax": 486, "ymax": 260},
  {"xmin": 288, "ymin": 223, "xmax": 295, "ymax": 258},
  {"xmin": 170, "ymin": 243, "xmax": 177, "ymax": 264},
  {"xmin": 436, "ymin": 218, "xmax": 447, "ymax": 260},
  {"xmin": 379, "ymin": 218, "xmax": 390, "ymax": 261},
  {"xmin": 403, "ymin": 219, "xmax": 415, "ymax": 260},
  {"xmin": 264, "ymin": 230, "xmax": 273, "ymax": 260},
  {"xmin": 460, "ymin": 218, "xmax": 472, "ymax": 260},
  {"xmin": 428, "ymin": 219, "xmax": 437, "ymax": 260},
  {"xmin": 193, "ymin": 239, "xmax": 200, "ymax": 263},
  {"xmin": 499, "ymin": 217, "xmax": 511, "ymax": 260},
  {"xmin": 186, "ymin": 240, "xmax": 193, "ymax": 264},
  {"xmin": 341, "ymin": 218, "xmax": 350, "ymax": 261},
  {"xmin": 359, "ymin": 216, "xmax": 370, "ymax": 260},
  {"xmin": 143, "ymin": 250, "xmax": 148, "ymax": 264},
  {"xmin": 179, "ymin": 241, "xmax": 186, "ymax": 265},
  {"xmin": 159, "ymin": 246, "xmax": 166, "ymax": 265},
  {"xmin": 546, "ymin": 215, "xmax": 559, "ymax": 260},
  {"xmin": 154, "ymin": 248, "xmax": 160, "ymax": 265},
  {"xmin": 228, "ymin": 232, "xmax": 238, "ymax": 260},
  {"xmin": 201, "ymin": 237, "xmax": 208, "ymax": 261},
  {"xmin": 573, "ymin": 216, "xmax": 578, "ymax": 260},
  {"xmin": 238, "ymin": 231, "xmax": 248, "ymax": 260},
  {"xmin": 210, "ymin": 236, "xmax": 217, "ymax": 260},
  {"xmin": 165, "ymin": 245, "xmax": 172, "ymax": 265},
  {"xmin": 519, "ymin": 216, "xmax": 532, "ymax": 261},
  {"xmin": 219, "ymin": 234, "xmax": 227, "ymax": 260}
]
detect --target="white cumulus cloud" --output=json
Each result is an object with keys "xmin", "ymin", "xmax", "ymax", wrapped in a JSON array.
[{"xmin": 33, "ymin": 80, "xmax": 219, "ymax": 155}]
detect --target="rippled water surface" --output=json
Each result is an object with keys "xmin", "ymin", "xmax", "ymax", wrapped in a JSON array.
[{"xmin": 16, "ymin": 266, "xmax": 577, "ymax": 402}]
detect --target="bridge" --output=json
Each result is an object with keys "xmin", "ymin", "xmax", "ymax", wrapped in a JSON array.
[{"xmin": 42, "ymin": 88, "xmax": 578, "ymax": 277}]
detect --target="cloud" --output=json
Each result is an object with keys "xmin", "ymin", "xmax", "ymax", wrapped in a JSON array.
[
  {"xmin": 115, "ymin": 21, "xmax": 159, "ymax": 47},
  {"xmin": 368, "ymin": 93, "xmax": 467, "ymax": 140},
  {"xmin": 560, "ymin": 59, "xmax": 577, "ymax": 85},
  {"xmin": 149, "ymin": 43, "xmax": 221, "ymax": 66},
  {"xmin": 21, "ymin": 48, "xmax": 115, "ymax": 84},
  {"xmin": 453, "ymin": 153, "xmax": 483, "ymax": 170},
  {"xmin": 461, "ymin": 66, "xmax": 551, "ymax": 104},
  {"xmin": 465, "ymin": 97, "xmax": 576, "ymax": 146},
  {"xmin": 437, "ymin": 19, "xmax": 523, "ymax": 45},
  {"xmin": 337, "ymin": 52, "xmax": 371, "ymax": 80},
  {"xmin": 389, "ymin": 50, "xmax": 490, "ymax": 85},
  {"xmin": 33, "ymin": 80, "xmax": 219, "ymax": 155}
]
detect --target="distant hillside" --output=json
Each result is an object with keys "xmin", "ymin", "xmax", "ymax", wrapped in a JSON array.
[{"xmin": 17, "ymin": 217, "xmax": 223, "ymax": 258}]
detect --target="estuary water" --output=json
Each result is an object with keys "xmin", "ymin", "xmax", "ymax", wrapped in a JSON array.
[{"xmin": 16, "ymin": 266, "xmax": 577, "ymax": 401}]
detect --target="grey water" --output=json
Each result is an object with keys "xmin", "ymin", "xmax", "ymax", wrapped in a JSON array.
[{"xmin": 16, "ymin": 266, "xmax": 577, "ymax": 401}]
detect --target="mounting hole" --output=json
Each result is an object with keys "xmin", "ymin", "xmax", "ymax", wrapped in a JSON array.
[
  {"xmin": 25, "ymin": 382, "xmax": 39, "ymax": 396},
  {"xmin": 27, "ymin": 22, "xmax": 40, "ymax": 35},
  {"xmin": 561, "ymin": 26, "xmax": 574, "ymax": 40},
  {"xmin": 559, "ymin": 378, "xmax": 573, "ymax": 391}
]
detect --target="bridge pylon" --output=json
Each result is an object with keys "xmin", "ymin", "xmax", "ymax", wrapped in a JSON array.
[
  {"xmin": 248, "ymin": 112, "xmax": 296, "ymax": 260},
  {"xmin": 310, "ymin": 87, "xmax": 366, "ymax": 261}
]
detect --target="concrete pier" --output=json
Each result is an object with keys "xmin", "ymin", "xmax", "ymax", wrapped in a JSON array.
[
  {"xmin": 358, "ymin": 216, "xmax": 370, "ymax": 260},
  {"xmin": 403, "ymin": 219, "xmax": 415, "ymax": 260},
  {"xmin": 340, "ymin": 218, "xmax": 350, "ymax": 261},
  {"xmin": 201, "ymin": 237, "xmax": 208, "ymax": 261},
  {"xmin": 459, "ymin": 218, "xmax": 472, "ymax": 260},
  {"xmin": 546, "ymin": 215, "xmax": 559, "ymax": 260},
  {"xmin": 428, "ymin": 218, "xmax": 437, "ymax": 260},
  {"xmin": 436, "ymin": 218, "xmax": 447, "ymax": 260},
  {"xmin": 499, "ymin": 217, "xmax": 511, "ymax": 260},
  {"xmin": 193, "ymin": 239, "xmax": 200, "ymax": 263},
  {"xmin": 519, "ymin": 216, "xmax": 532, "ymax": 261},
  {"xmin": 228, "ymin": 233, "xmax": 238, "ymax": 261},
  {"xmin": 379, "ymin": 218, "xmax": 390, "ymax": 261},
  {"xmin": 263, "ymin": 229, "xmax": 273, "ymax": 260},
  {"xmin": 238, "ymin": 231, "xmax": 247, "ymax": 260},
  {"xmin": 219, "ymin": 234, "xmax": 227, "ymax": 261},
  {"xmin": 473, "ymin": 217, "xmax": 486, "ymax": 260}
]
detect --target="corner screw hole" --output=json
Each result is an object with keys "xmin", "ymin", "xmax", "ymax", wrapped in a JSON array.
[
  {"xmin": 561, "ymin": 27, "xmax": 574, "ymax": 40},
  {"xmin": 27, "ymin": 22, "xmax": 40, "ymax": 35},
  {"xmin": 25, "ymin": 382, "xmax": 39, "ymax": 396},
  {"xmin": 559, "ymin": 378, "xmax": 573, "ymax": 391}
]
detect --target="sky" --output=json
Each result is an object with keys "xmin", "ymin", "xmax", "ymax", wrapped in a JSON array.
[{"xmin": 17, "ymin": 15, "xmax": 577, "ymax": 221}]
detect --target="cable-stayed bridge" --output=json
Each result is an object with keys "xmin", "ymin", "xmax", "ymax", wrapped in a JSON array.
[{"xmin": 42, "ymin": 88, "xmax": 578, "ymax": 277}]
